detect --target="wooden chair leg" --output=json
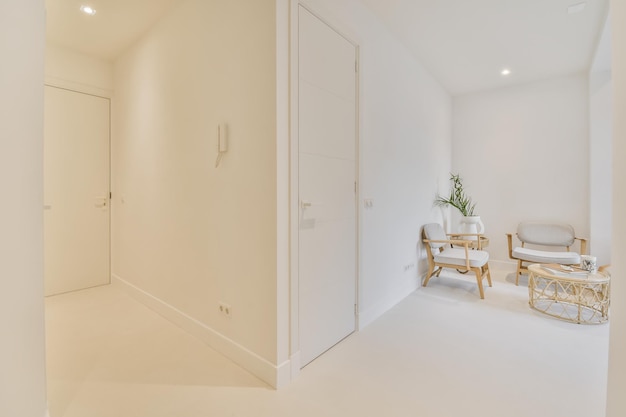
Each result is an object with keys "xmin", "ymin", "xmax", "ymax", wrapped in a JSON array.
[
  {"xmin": 485, "ymin": 264, "xmax": 492, "ymax": 287},
  {"xmin": 424, "ymin": 262, "xmax": 435, "ymax": 287},
  {"xmin": 474, "ymin": 267, "xmax": 485, "ymax": 299},
  {"xmin": 515, "ymin": 260, "xmax": 522, "ymax": 286}
]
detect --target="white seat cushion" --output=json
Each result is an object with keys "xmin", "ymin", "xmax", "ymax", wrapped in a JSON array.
[
  {"xmin": 434, "ymin": 248, "xmax": 489, "ymax": 268},
  {"xmin": 512, "ymin": 247, "xmax": 580, "ymax": 265}
]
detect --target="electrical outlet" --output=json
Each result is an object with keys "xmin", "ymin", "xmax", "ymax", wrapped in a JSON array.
[
  {"xmin": 403, "ymin": 263, "xmax": 416, "ymax": 272},
  {"xmin": 218, "ymin": 302, "xmax": 232, "ymax": 318}
]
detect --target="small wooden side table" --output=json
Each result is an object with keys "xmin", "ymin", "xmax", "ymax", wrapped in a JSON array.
[{"xmin": 449, "ymin": 234, "xmax": 489, "ymax": 250}]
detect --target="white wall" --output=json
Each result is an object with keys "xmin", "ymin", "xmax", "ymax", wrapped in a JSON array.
[
  {"xmin": 452, "ymin": 74, "xmax": 590, "ymax": 264},
  {"xmin": 292, "ymin": 0, "xmax": 452, "ymax": 329},
  {"xmin": 0, "ymin": 1, "xmax": 47, "ymax": 416},
  {"xmin": 589, "ymin": 15, "xmax": 612, "ymax": 267},
  {"xmin": 275, "ymin": 0, "xmax": 291, "ymax": 382},
  {"xmin": 607, "ymin": 2, "xmax": 626, "ymax": 415},
  {"xmin": 45, "ymin": 44, "xmax": 113, "ymax": 97},
  {"xmin": 589, "ymin": 75, "xmax": 612, "ymax": 266},
  {"xmin": 112, "ymin": 0, "xmax": 279, "ymax": 384}
]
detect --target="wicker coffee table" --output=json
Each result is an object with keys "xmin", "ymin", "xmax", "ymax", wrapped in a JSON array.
[{"xmin": 528, "ymin": 263, "xmax": 610, "ymax": 324}]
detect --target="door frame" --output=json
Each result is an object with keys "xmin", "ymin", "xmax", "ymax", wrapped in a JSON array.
[{"xmin": 289, "ymin": 0, "xmax": 361, "ymax": 376}]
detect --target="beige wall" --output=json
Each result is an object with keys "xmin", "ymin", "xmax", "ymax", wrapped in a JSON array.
[
  {"xmin": 112, "ymin": 0, "xmax": 278, "ymax": 375},
  {"xmin": 0, "ymin": 0, "xmax": 47, "ymax": 416},
  {"xmin": 607, "ymin": 1, "xmax": 626, "ymax": 415}
]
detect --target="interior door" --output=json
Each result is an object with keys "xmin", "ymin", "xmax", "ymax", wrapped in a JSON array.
[
  {"xmin": 44, "ymin": 86, "xmax": 110, "ymax": 296},
  {"xmin": 298, "ymin": 6, "xmax": 358, "ymax": 366}
]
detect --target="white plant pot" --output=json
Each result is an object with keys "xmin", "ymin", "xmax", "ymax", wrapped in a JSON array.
[{"xmin": 459, "ymin": 215, "xmax": 484, "ymax": 239}]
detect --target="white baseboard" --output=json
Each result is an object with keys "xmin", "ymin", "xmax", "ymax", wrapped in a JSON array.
[
  {"xmin": 275, "ymin": 358, "xmax": 293, "ymax": 389},
  {"xmin": 289, "ymin": 351, "xmax": 301, "ymax": 381},
  {"xmin": 111, "ymin": 274, "xmax": 289, "ymax": 389}
]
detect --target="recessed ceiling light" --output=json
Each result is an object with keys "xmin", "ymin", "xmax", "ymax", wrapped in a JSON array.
[
  {"xmin": 501, "ymin": 68, "xmax": 511, "ymax": 76},
  {"xmin": 568, "ymin": 2, "xmax": 586, "ymax": 14},
  {"xmin": 80, "ymin": 5, "xmax": 97, "ymax": 16}
]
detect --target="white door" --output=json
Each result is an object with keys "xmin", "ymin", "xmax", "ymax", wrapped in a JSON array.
[
  {"xmin": 298, "ymin": 6, "xmax": 358, "ymax": 366},
  {"xmin": 44, "ymin": 86, "xmax": 110, "ymax": 296}
]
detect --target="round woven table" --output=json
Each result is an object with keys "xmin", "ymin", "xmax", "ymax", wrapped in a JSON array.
[{"xmin": 528, "ymin": 263, "xmax": 610, "ymax": 324}]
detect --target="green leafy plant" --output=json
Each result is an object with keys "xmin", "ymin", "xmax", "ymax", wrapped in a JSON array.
[{"xmin": 435, "ymin": 173, "xmax": 477, "ymax": 216}]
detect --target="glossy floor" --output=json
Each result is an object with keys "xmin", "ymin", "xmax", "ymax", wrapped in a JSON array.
[{"xmin": 45, "ymin": 268, "xmax": 609, "ymax": 417}]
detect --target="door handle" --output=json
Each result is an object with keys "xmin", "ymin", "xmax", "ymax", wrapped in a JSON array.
[
  {"xmin": 301, "ymin": 200, "xmax": 323, "ymax": 209},
  {"xmin": 94, "ymin": 197, "xmax": 108, "ymax": 208}
]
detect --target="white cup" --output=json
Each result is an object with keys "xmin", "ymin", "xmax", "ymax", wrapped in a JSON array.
[{"xmin": 581, "ymin": 255, "xmax": 597, "ymax": 273}]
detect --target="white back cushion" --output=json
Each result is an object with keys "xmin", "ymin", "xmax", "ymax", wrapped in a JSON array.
[
  {"xmin": 424, "ymin": 223, "xmax": 447, "ymax": 249},
  {"xmin": 517, "ymin": 222, "xmax": 575, "ymax": 247}
]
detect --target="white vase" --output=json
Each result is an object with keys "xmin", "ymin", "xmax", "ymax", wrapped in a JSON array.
[{"xmin": 459, "ymin": 215, "xmax": 484, "ymax": 239}]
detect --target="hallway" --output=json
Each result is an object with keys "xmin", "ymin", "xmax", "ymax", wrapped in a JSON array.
[{"xmin": 45, "ymin": 267, "xmax": 609, "ymax": 417}]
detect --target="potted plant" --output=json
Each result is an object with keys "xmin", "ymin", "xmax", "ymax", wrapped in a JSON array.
[{"xmin": 435, "ymin": 173, "xmax": 484, "ymax": 235}]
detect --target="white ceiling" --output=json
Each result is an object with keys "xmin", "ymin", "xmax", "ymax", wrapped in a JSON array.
[
  {"xmin": 45, "ymin": 0, "xmax": 609, "ymax": 95},
  {"xmin": 361, "ymin": 0, "xmax": 609, "ymax": 95},
  {"xmin": 45, "ymin": 0, "xmax": 180, "ymax": 61}
]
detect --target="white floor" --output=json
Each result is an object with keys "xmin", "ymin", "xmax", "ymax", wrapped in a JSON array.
[{"xmin": 45, "ymin": 267, "xmax": 609, "ymax": 417}]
